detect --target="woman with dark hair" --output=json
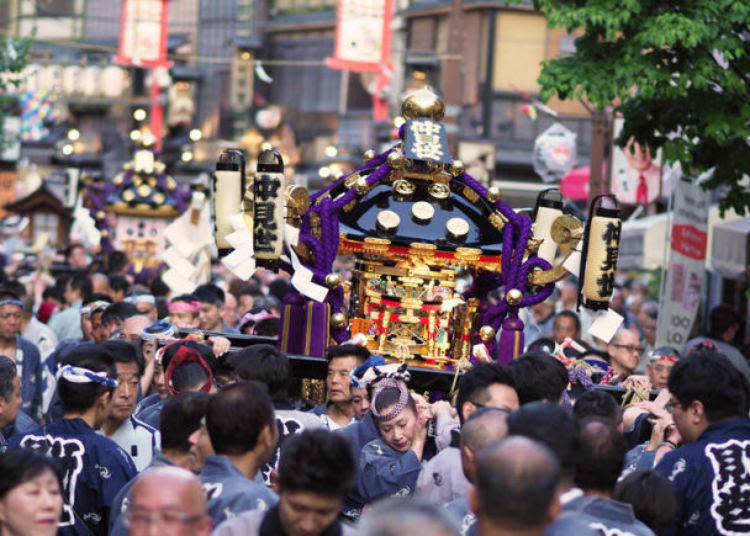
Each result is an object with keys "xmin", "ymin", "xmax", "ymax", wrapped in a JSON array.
[
  {"xmin": 613, "ymin": 470, "xmax": 677, "ymax": 533},
  {"xmin": 347, "ymin": 377, "xmax": 430, "ymax": 520},
  {"xmin": 0, "ymin": 449, "xmax": 63, "ymax": 536}
]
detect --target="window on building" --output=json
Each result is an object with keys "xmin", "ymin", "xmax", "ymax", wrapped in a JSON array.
[
  {"xmin": 33, "ymin": 212, "xmax": 59, "ymax": 243},
  {"xmin": 35, "ymin": 0, "xmax": 76, "ymax": 16},
  {"xmin": 492, "ymin": 12, "xmax": 547, "ymax": 93}
]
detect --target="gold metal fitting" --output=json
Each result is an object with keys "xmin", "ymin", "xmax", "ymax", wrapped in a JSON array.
[
  {"xmin": 526, "ymin": 238, "xmax": 543, "ymax": 255},
  {"xmin": 486, "ymin": 187, "xmax": 502, "ymax": 203},
  {"xmin": 325, "ymin": 273, "xmax": 341, "ymax": 289},
  {"xmin": 387, "ymin": 150, "xmax": 408, "ymax": 170},
  {"xmin": 153, "ymin": 192, "xmax": 165, "ymax": 205},
  {"xmin": 122, "ymin": 190, "xmax": 135, "ymax": 202},
  {"xmin": 455, "ymin": 247, "xmax": 482, "ymax": 263},
  {"xmin": 505, "ymin": 288, "xmax": 523, "ymax": 307},
  {"xmin": 363, "ymin": 149, "xmax": 376, "ymax": 162},
  {"xmin": 95, "ymin": 211, "xmax": 105, "ymax": 220},
  {"xmin": 479, "ymin": 325, "xmax": 496, "ymax": 342},
  {"xmin": 401, "ymin": 87, "xmax": 446, "ymax": 121},
  {"xmin": 113, "ymin": 174, "xmax": 124, "ymax": 186},
  {"xmin": 166, "ymin": 177, "xmax": 177, "ymax": 191},
  {"xmin": 411, "ymin": 201, "xmax": 435, "ymax": 223},
  {"xmin": 489, "ymin": 212, "xmax": 506, "ymax": 231},
  {"xmin": 376, "ymin": 210, "xmax": 401, "ymax": 233},
  {"xmin": 393, "ymin": 179, "xmax": 415, "ymax": 198},
  {"xmin": 286, "ymin": 185, "xmax": 311, "ymax": 219},
  {"xmin": 354, "ymin": 177, "xmax": 370, "ymax": 196},
  {"xmin": 100, "ymin": 229, "xmax": 109, "ymax": 238},
  {"xmin": 137, "ymin": 185, "xmax": 152, "ymax": 197},
  {"xmin": 446, "ymin": 217, "xmax": 470, "ymax": 242},
  {"xmin": 450, "ymin": 160, "xmax": 465, "ymax": 177},
  {"xmin": 463, "ymin": 187, "xmax": 479, "ymax": 203},
  {"xmin": 330, "ymin": 312, "xmax": 347, "ymax": 329},
  {"xmin": 363, "ymin": 237, "xmax": 391, "ymax": 255},
  {"xmin": 550, "ymin": 215, "xmax": 584, "ymax": 245},
  {"xmin": 429, "ymin": 182, "xmax": 450, "ymax": 201}
]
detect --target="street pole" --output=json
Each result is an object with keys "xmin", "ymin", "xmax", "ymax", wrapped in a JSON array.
[
  {"xmin": 588, "ymin": 108, "xmax": 607, "ymax": 205},
  {"xmin": 443, "ymin": 0, "xmax": 463, "ymax": 153},
  {"xmin": 150, "ymin": 74, "xmax": 164, "ymax": 151}
]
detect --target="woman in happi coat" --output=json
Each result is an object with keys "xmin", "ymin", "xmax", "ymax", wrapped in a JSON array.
[{"xmin": 353, "ymin": 377, "xmax": 431, "ymax": 515}]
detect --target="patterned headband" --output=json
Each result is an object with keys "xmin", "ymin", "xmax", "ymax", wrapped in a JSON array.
[
  {"xmin": 57, "ymin": 364, "xmax": 118, "ymax": 389},
  {"xmin": 371, "ymin": 378, "xmax": 411, "ymax": 422},
  {"xmin": 142, "ymin": 320, "xmax": 177, "ymax": 341},
  {"xmin": 126, "ymin": 294, "xmax": 155, "ymax": 305},
  {"xmin": 168, "ymin": 300, "xmax": 200, "ymax": 314},
  {"xmin": 165, "ymin": 345, "xmax": 213, "ymax": 394}
]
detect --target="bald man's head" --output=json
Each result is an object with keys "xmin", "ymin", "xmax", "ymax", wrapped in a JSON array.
[
  {"xmin": 460, "ymin": 407, "xmax": 509, "ymax": 483},
  {"xmin": 128, "ymin": 467, "xmax": 211, "ymax": 536},
  {"xmin": 472, "ymin": 436, "xmax": 560, "ymax": 532}
]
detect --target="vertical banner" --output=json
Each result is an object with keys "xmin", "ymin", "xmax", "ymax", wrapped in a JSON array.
[
  {"xmin": 327, "ymin": 0, "xmax": 394, "ymax": 122},
  {"xmin": 114, "ymin": 0, "xmax": 169, "ymax": 67},
  {"xmin": 0, "ymin": 170, "xmax": 17, "ymax": 219},
  {"xmin": 611, "ymin": 117, "xmax": 662, "ymax": 206},
  {"xmin": 655, "ymin": 178, "xmax": 710, "ymax": 348}
]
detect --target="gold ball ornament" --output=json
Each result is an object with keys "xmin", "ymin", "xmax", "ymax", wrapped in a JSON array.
[
  {"xmin": 354, "ymin": 177, "xmax": 369, "ymax": 196},
  {"xmin": 100, "ymin": 230, "xmax": 109, "ymax": 238},
  {"xmin": 363, "ymin": 149, "xmax": 376, "ymax": 162},
  {"xmin": 505, "ymin": 288, "xmax": 523, "ymax": 307},
  {"xmin": 450, "ymin": 160, "xmax": 465, "ymax": 177},
  {"xmin": 479, "ymin": 325, "xmax": 496, "ymax": 342},
  {"xmin": 325, "ymin": 274, "xmax": 341, "ymax": 289},
  {"xmin": 330, "ymin": 313, "xmax": 347, "ymax": 329},
  {"xmin": 95, "ymin": 211, "xmax": 105, "ymax": 220},
  {"xmin": 166, "ymin": 177, "xmax": 177, "ymax": 191},
  {"xmin": 140, "ymin": 133, "xmax": 156, "ymax": 148},
  {"xmin": 487, "ymin": 187, "xmax": 502, "ymax": 203},
  {"xmin": 387, "ymin": 150, "xmax": 407, "ymax": 170},
  {"xmin": 401, "ymin": 87, "xmax": 446, "ymax": 121}
]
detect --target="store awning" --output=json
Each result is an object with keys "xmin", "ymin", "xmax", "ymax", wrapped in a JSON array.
[
  {"xmin": 710, "ymin": 217, "xmax": 750, "ymax": 280},
  {"xmin": 619, "ymin": 213, "xmax": 669, "ymax": 270},
  {"xmin": 620, "ymin": 206, "xmax": 743, "ymax": 271}
]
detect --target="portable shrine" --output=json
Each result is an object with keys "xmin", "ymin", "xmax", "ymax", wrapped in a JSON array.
[
  {"xmin": 84, "ymin": 135, "xmax": 189, "ymax": 282},
  {"xmin": 216, "ymin": 89, "xmax": 622, "ymax": 368}
]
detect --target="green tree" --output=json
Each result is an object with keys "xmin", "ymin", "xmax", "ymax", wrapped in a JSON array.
[
  {"xmin": 0, "ymin": 32, "xmax": 31, "ymax": 151},
  {"xmin": 533, "ymin": 0, "xmax": 750, "ymax": 214}
]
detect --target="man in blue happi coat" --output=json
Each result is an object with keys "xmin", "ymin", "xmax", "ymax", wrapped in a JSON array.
[
  {"xmin": 199, "ymin": 381, "xmax": 279, "ymax": 527},
  {"xmin": 4, "ymin": 345, "xmax": 137, "ymax": 536},
  {"xmin": 655, "ymin": 349, "xmax": 750, "ymax": 536}
]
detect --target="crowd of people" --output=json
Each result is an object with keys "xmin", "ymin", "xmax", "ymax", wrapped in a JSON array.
[{"xmin": 0, "ymin": 242, "xmax": 748, "ymax": 536}]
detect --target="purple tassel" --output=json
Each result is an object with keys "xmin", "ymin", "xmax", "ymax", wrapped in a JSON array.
[
  {"xmin": 277, "ymin": 292, "xmax": 330, "ymax": 357},
  {"xmin": 497, "ymin": 317, "xmax": 525, "ymax": 364}
]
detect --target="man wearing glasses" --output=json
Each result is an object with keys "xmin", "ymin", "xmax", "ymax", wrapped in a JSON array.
[
  {"xmin": 0, "ymin": 290, "xmax": 42, "ymax": 421},
  {"xmin": 603, "ymin": 328, "xmax": 643, "ymax": 385},
  {"xmin": 656, "ymin": 349, "xmax": 750, "ymax": 536}
]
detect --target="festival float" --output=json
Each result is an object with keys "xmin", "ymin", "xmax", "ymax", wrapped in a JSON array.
[
  {"xmin": 83, "ymin": 134, "xmax": 191, "ymax": 283},
  {"xmin": 216, "ymin": 89, "xmax": 623, "ymax": 372}
]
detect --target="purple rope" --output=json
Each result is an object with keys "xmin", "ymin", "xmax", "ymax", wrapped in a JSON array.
[
  {"xmin": 310, "ymin": 145, "xmax": 394, "ymax": 204},
  {"xmin": 569, "ymin": 366, "xmax": 594, "ymax": 390},
  {"xmin": 331, "ymin": 162, "xmax": 391, "ymax": 212}
]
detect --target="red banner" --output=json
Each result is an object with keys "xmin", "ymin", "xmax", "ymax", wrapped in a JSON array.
[
  {"xmin": 114, "ymin": 0, "xmax": 170, "ymax": 68},
  {"xmin": 672, "ymin": 224, "xmax": 708, "ymax": 261}
]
